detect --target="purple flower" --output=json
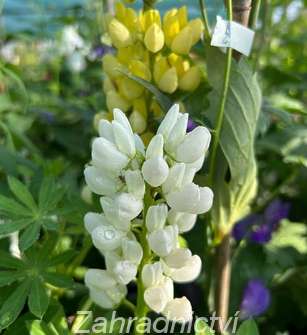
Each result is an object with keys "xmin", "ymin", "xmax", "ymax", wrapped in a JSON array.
[
  {"xmin": 232, "ymin": 214, "xmax": 261, "ymax": 241},
  {"xmin": 187, "ymin": 118, "xmax": 197, "ymax": 132},
  {"xmin": 232, "ymin": 199, "xmax": 290, "ymax": 244},
  {"xmin": 250, "ymin": 224, "xmax": 272, "ymax": 244},
  {"xmin": 264, "ymin": 199, "xmax": 290, "ymax": 228},
  {"xmin": 240, "ymin": 279, "xmax": 271, "ymax": 319}
]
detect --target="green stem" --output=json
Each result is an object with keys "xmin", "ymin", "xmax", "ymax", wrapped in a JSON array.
[
  {"xmin": 134, "ymin": 187, "xmax": 153, "ymax": 335},
  {"xmin": 122, "ymin": 298, "xmax": 136, "ymax": 313},
  {"xmin": 208, "ymin": 3, "xmax": 233, "ymax": 186},
  {"xmin": 199, "ymin": 0, "xmax": 211, "ymax": 40},
  {"xmin": 143, "ymin": 0, "xmax": 156, "ymax": 11},
  {"xmin": 249, "ymin": 0, "xmax": 261, "ymax": 29}
]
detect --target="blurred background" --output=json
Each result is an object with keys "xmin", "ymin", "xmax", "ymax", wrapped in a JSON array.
[{"xmin": 0, "ymin": 0, "xmax": 307, "ymax": 334}]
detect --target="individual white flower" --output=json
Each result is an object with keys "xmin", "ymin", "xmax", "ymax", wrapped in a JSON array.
[
  {"xmin": 113, "ymin": 108, "xmax": 134, "ymax": 136},
  {"xmin": 147, "ymin": 225, "xmax": 178, "ymax": 257},
  {"xmin": 112, "ymin": 120, "xmax": 136, "ymax": 158},
  {"xmin": 98, "ymin": 119, "xmax": 115, "ymax": 143},
  {"xmin": 91, "ymin": 224, "xmax": 124, "ymax": 251},
  {"xmin": 157, "ymin": 104, "xmax": 180, "ymax": 140},
  {"xmin": 163, "ymin": 297, "xmax": 193, "ymax": 323},
  {"xmin": 84, "ymin": 212, "xmax": 110, "ymax": 234},
  {"xmin": 165, "ymin": 113, "xmax": 188, "ymax": 154},
  {"xmin": 166, "ymin": 183, "xmax": 213, "ymax": 214},
  {"xmin": 144, "ymin": 276, "xmax": 174, "ymax": 313},
  {"xmin": 146, "ymin": 134, "xmax": 164, "ymax": 159},
  {"xmin": 125, "ymin": 170, "xmax": 145, "ymax": 200},
  {"xmin": 167, "ymin": 210, "xmax": 197, "ymax": 233},
  {"xmin": 84, "ymin": 166, "xmax": 121, "ymax": 196},
  {"xmin": 100, "ymin": 193, "xmax": 143, "ymax": 231},
  {"xmin": 162, "ymin": 250, "xmax": 202, "ymax": 283},
  {"xmin": 122, "ymin": 238, "xmax": 143, "ymax": 265},
  {"xmin": 176, "ymin": 126, "xmax": 211, "ymax": 163},
  {"xmin": 134, "ymin": 134, "xmax": 145, "ymax": 156},
  {"xmin": 142, "ymin": 262, "xmax": 164, "ymax": 288},
  {"xmin": 146, "ymin": 204, "xmax": 168, "ymax": 233},
  {"xmin": 92, "ymin": 137, "xmax": 129, "ymax": 174},
  {"xmin": 113, "ymin": 260, "xmax": 138, "ymax": 285},
  {"xmin": 85, "ymin": 269, "xmax": 127, "ymax": 309},
  {"xmin": 142, "ymin": 157, "xmax": 169, "ymax": 187},
  {"xmin": 162, "ymin": 163, "xmax": 185, "ymax": 194}
]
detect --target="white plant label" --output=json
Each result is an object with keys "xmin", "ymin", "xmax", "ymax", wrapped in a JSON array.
[{"xmin": 211, "ymin": 16, "xmax": 255, "ymax": 56}]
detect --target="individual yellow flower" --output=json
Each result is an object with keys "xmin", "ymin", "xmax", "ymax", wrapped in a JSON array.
[
  {"xmin": 140, "ymin": 9, "xmax": 161, "ymax": 32},
  {"xmin": 179, "ymin": 66, "xmax": 202, "ymax": 91},
  {"xmin": 153, "ymin": 55, "xmax": 178, "ymax": 94},
  {"xmin": 106, "ymin": 90, "xmax": 131, "ymax": 112},
  {"xmin": 144, "ymin": 23, "xmax": 165, "ymax": 53},
  {"xmin": 108, "ymin": 18, "xmax": 133, "ymax": 48},
  {"xmin": 163, "ymin": 6, "xmax": 203, "ymax": 55},
  {"xmin": 102, "ymin": 54, "xmax": 122, "ymax": 79},
  {"xmin": 130, "ymin": 98, "xmax": 147, "ymax": 133}
]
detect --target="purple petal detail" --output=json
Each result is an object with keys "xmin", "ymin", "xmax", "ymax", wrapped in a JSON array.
[
  {"xmin": 187, "ymin": 118, "xmax": 197, "ymax": 132},
  {"xmin": 240, "ymin": 279, "xmax": 271, "ymax": 319},
  {"xmin": 232, "ymin": 214, "xmax": 262, "ymax": 241},
  {"xmin": 250, "ymin": 224, "xmax": 273, "ymax": 244},
  {"xmin": 264, "ymin": 199, "xmax": 290, "ymax": 227}
]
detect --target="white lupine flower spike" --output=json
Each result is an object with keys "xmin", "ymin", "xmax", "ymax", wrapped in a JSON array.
[{"xmin": 83, "ymin": 105, "xmax": 213, "ymax": 323}]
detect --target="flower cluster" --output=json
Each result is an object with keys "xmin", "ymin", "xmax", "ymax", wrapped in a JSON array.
[
  {"xmin": 102, "ymin": 2, "xmax": 204, "ymax": 135},
  {"xmin": 84, "ymin": 104, "xmax": 213, "ymax": 322}
]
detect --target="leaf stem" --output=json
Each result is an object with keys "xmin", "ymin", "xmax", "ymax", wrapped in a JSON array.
[
  {"xmin": 208, "ymin": 3, "xmax": 233, "ymax": 185},
  {"xmin": 198, "ymin": 0, "xmax": 211, "ymax": 40},
  {"xmin": 249, "ymin": 0, "xmax": 261, "ymax": 29}
]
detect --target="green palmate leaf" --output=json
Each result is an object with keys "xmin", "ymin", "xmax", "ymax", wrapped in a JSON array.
[
  {"xmin": 0, "ymin": 271, "xmax": 25, "ymax": 287},
  {"xmin": 43, "ymin": 300, "xmax": 69, "ymax": 335},
  {"xmin": 236, "ymin": 319, "xmax": 259, "ymax": 335},
  {"xmin": 0, "ymin": 195, "xmax": 30, "ymax": 217},
  {"xmin": 0, "ymin": 251, "xmax": 26, "ymax": 269},
  {"xmin": 206, "ymin": 47, "xmax": 261, "ymax": 239},
  {"xmin": 0, "ymin": 219, "xmax": 33, "ymax": 235},
  {"xmin": 118, "ymin": 68, "xmax": 173, "ymax": 112},
  {"xmin": 0, "ymin": 280, "xmax": 31, "ymax": 330},
  {"xmin": 45, "ymin": 250, "xmax": 76, "ymax": 267},
  {"xmin": 42, "ymin": 272, "xmax": 74, "ymax": 288},
  {"xmin": 38, "ymin": 178, "xmax": 65, "ymax": 212},
  {"xmin": 7, "ymin": 176, "xmax": 37, "ymax": 212},
  {"xmin": 266, "ymin": 220, "xmax": 307, "ymax": 254},
  {"xmin": 19, "ymin": 222, "xmax": 41, "ymax": 252},
  {"xmin": 28, "ymin": 278, "xmax": 49, "ymax": 318},
  {"xmin": 26, "ymin": 320, "xmax": 59, "ymax": 335}
]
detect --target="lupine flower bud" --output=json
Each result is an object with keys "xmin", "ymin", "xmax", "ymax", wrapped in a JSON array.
[
  {"xmin": 112, "ymin": 120, "xmax": 136, "ymax": 158},
  {"xmin": 179, "ymin": 66, "xmax": 202, "ymax": 91},
  {"xmin": 162, "ymin": 163, "xmax": 185, "ymax": 194},
  {"xmin": 157, "ymin": 104, "xmax": 179, "ymax": 139},
  {"xmin": 108, "ymin": 18, "xmax": 133, "ymax": 48},
  {"xmin": 167, "ymin": 209, "xmax": 197, "ymax": 233},
  {"xmin": 122, "ymin": 238, "xmax": 143, "ymax": 265},
  {"xmin": 84, "ymin": 166, "xmax": 121, "ymax": 196},
  {"xmin": 142, "ymin": 156, "xmax": 169, "ymax": 187},
  {"xmin": 144, "ymin": 23, "xmax": 165, "ymax": 53},
  {"xmin": 100, "ymin": 193, "xmax": 143, "ymax": 228},
  {"xmin": 85, "ymin": 269, "xmax": 127, "ymax": 309},
  {"xmin": 163, "ymin": 297, "xmax": 193, "ymax": 323},
  {"xmin": 92, "ymin": 137, "xmax": 129, "ymax": 174},
  {"xmin": 146, "ymin": 204, "xmax": 168, "ymax": 232},
  {"xmin": 147, "ymin": 225, "xmax": 178, "ymax": 257},
  {"xmin": 144, "ymin": 276, "xmax": 174, "ymax": 313},
  {"xmin": 142, "ymin": 262, "xmax": 164, "ymax": 288},
  {"xmin": 106, "ymin": 91, "xmax": 131, "ymax": 113},
  {"xmin": 171, "ymin": 26, "xmax": 193, "ymax": 55},
  {"xmin": 84, "ymin": 212, "xmax": 109, "ymax": 234},
  {"xmin": 165, "ymin": 113, "xmax": 188, "ymax": 153},
  {"xmin": 98, "ymin": 119, "xmax": 115, "ymax": 143},
  {"xmin": 91, "ymin": 224, "xmax": 124, "ymax": 251},
  {"xmin": 125, "ymin": 170, "xmax": 145, "ymax": 200},
  {"xmin": 176, "ymin": 126, "xmax": 211, "ymax": 163}
]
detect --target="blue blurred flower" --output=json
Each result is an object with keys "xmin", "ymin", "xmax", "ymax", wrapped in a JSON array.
[
  {"xmin": 240, "ymin": 279, "xmax": 271, "ymax": 319},
  {"xmin": 232, "ymin": 199, "xmax": 290, "ymax": 244}
]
